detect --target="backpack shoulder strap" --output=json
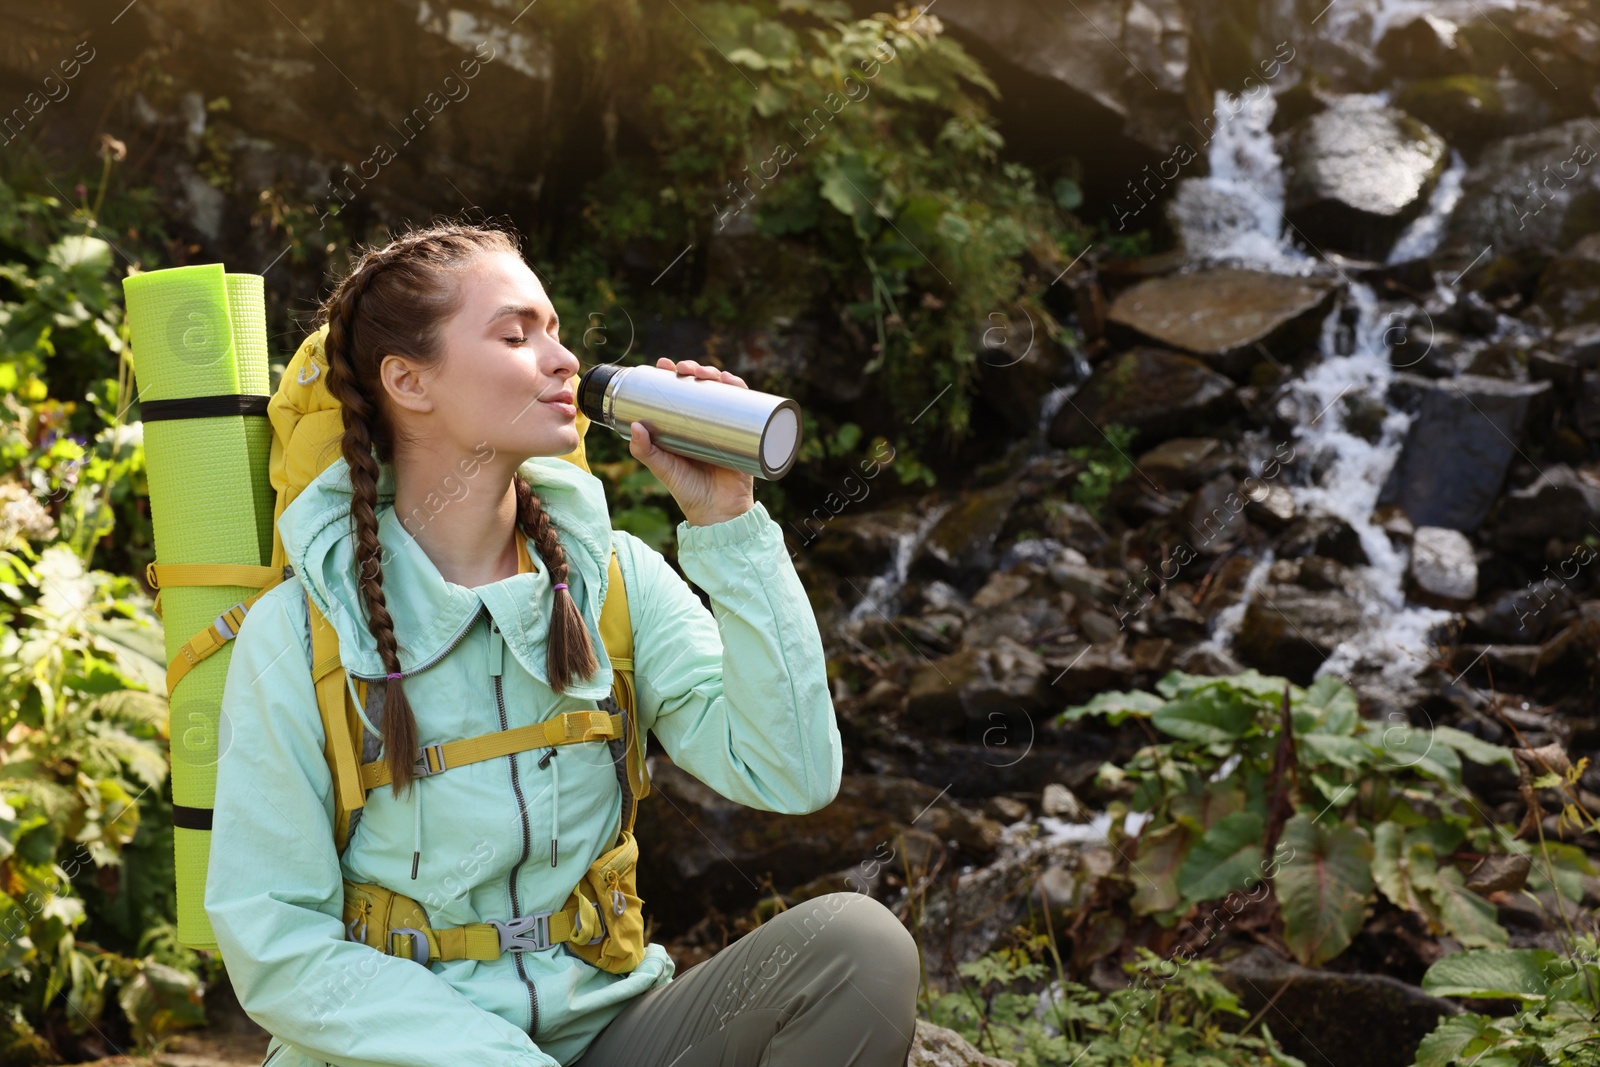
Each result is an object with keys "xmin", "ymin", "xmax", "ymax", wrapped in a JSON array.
[
  {"xmin": 307, "ymin": 591, "xmax": 368, "ymax": 855},
  {"xmin": 599, "ymin": 546, "xmax": 649, "ymax": 835}
]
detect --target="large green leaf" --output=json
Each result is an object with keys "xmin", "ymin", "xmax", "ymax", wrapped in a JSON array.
[
  {"xmin": 1152, "ymin": 687, "xmax": 1257, "ymax": 744},
  {"xmin": 1061, "ymin": 687, "xmax": 1165, "ymax": 724},
  {"xmin": 1363, "ymin": 721, "xmax": 1463, "ymax": 785},
  {"xmin": 1178, "ymin": 811, "xmax": 1265, "ymax": 903},
  {"xmin": 1275, "ymin": 814, "xmax": 1373, "ymax": 966},
  {"xmin": 1421, "ymin": 948, "xmax": 1560, "ymax": 1000},
  {"xmin": 1296, "ymin": 674, "xmax": 1359, "ymax": 735},
  {"xmin": 1426, "ymin": 866, "xmax": 1508, "ymax": 949},
  {"xmin": 1413, "ymin": 1015, "xmax": 1496, "ymax": 1067},
  {"xmin": 1372, "ymin": 821, "xmax": 1437, "ymax": 919},
  {"xmin": 1430, "ymin": 726, "xmax": 1516, "ymax": 771},
  {"xmin": 1129, "ymin": 822, "xmax": 1188, "ymax": 918}
]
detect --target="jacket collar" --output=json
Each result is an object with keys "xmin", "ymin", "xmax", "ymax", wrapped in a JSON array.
[{"xmin": 278, "ymin": 452, "xmax": 615, "ymax": 697}]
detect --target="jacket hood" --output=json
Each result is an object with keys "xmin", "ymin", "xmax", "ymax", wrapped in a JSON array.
[{"xmin": 277, "ymin": 452, "xmax": 616, "ymax": 698}]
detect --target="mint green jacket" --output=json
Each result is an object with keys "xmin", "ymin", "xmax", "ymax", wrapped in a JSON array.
[{"xmin": 204, "ymin": 453, "xmax": 842, "ymax": 1067}]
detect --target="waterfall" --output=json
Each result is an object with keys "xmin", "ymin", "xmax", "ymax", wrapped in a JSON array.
[
  {"xmin": 846, "ymin": 502, "xmax": 953, "ymax": 623},
  {"xmin": 1169, "ymin": 79, "xmax": 1461, "ymax": 694}
]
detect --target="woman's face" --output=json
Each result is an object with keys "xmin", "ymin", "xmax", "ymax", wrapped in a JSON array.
[{"xmin": 383, "ymin": 248, "xmax": 582, "ymax": 464}]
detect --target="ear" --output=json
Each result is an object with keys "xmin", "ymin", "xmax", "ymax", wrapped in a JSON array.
[{"xmin": 379, "ymin": 352, "xmax": 434, "ymax": 414}]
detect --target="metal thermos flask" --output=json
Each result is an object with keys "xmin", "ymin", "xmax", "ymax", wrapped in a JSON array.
[{"xmin": 577, "ymin": 364, "xmax": 803, "ymax": 480}]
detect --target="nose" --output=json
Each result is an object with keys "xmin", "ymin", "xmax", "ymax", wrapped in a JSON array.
[{"xmin": 549, "ymin": 343, "xmax": 581, "ymax": 380}]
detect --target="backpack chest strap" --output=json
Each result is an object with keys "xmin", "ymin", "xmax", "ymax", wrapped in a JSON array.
[{"xmin": 358, "ymin": 710, "xmax": 624, "ymax": 791}]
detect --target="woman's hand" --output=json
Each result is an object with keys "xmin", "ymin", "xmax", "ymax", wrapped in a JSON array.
[{"xmin": 627, "ymin": 357, "xmax": 757, "ymax": 527}]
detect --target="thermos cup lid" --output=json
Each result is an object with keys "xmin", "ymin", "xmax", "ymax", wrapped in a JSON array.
[{"xmin": 577, "ymin": 364, "xmax": 619, "ymax": 423}]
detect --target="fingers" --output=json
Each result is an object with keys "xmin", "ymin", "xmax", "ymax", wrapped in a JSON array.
[{"xmin": 655, "ymin": 357, "xmax": 748, "ymax": 389}]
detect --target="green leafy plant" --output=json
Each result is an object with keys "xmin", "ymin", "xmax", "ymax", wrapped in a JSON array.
[
  {"xmin": 1064, "ymin": 670, "xmax": 1593, "ymax": 966},
  {"xmin": 1413, "ymin": 941, "xmax": 1600, "ymax": 1066},
  {"xmin": 926, "ymin": 934, "xmax": 1304, "ymax": 1066},
  {"xmin": 1064, "ymin": 421, "xmax": 1138, "ymax": 519}
]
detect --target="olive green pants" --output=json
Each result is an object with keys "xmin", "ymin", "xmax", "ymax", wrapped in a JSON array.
[{"xmin": 573, "ymin": 892, "xmax": 920, "ymax": 1067}]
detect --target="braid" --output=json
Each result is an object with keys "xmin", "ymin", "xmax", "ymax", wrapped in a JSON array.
[
  {"xmin": 514, "ymin": 473, "xmax": 598, "ymax": 692},
  {"xmin": 323, "ymin": 245, "xmax": 421, "ymax": 798}
]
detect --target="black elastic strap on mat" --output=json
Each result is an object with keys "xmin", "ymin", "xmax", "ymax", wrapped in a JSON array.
[
  {"xmin": 171, "ymin": 804, "xmax": 213, "ymax": 830},
  {"xmin": 141, "ymin": 394, "xmax": 269, "ymax": 422}
]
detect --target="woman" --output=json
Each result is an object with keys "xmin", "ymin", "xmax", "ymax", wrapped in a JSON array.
[{"xmin": 203, "ymin": 222, "xmax": 920, "ymax": 1067}]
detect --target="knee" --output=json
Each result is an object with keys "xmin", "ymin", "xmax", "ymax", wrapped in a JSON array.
[{"xmin": 785, "ymin": 893, "xmax": 918, "ymax": 987}]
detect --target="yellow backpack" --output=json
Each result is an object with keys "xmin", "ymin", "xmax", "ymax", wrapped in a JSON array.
[{"xmin": 148, "ymin": 325, "xmax": 652, "ymax": 973}]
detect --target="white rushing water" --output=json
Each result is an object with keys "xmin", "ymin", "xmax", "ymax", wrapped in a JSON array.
[
  {"xmin": 846, "ymin": 502, "xmax": 952, "ymax": 624},
  {"xmin": 1170, "ymin": 76, "xmax": 1465, "ymax": 694}
]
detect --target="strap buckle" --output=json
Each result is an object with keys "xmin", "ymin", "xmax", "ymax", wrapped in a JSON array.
[
  {"xmin": 414, "ymin": 742, "xmax": 448, "ymax": 777},
  {"xmin": 492, "ymin": 912, "xmax": 554, "ymax": 952},
  {"xmin": 214, "ymin": 602, "xmax": 248, "ymax": 641},
  {"xmin": 390, "ymin": 926, "xmax": 431, "ymax": 965}
]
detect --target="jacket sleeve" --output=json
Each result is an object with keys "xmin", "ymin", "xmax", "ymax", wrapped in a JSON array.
[
  {"xmin": 618, "ymin": 500, "xmax": 842, "ymax": 815},
  {"xmin": 204, "ymin": 587, "xmax": 559, "ymax": 1067}
]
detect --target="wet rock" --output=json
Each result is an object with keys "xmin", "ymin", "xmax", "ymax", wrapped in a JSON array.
[
  {"xmin": 1394, "ymin": 75, "xmax": 1551, "ymax": 159},
  {"xmin": 1550, "ymin": 324, "xmax": 1600, "ymax": 367},
  {"xmin": 1047, "ymin": 347, "xmax": 1237, "ymax": 451},
  {"xmin": 912, "ymin": 485, "xmax": 1018, "ymax": 585},
  {"xmin": 1442, "ymin": 119, "xmax": 1600, "ymax": 257},
  {"xmin": 1378, "ymin": 15, "xmax": 1475, "ymax": 77},
  {"xmin": 910, "ymin": 1019, "xmax": 1016, "ymax": 1067},
  {"xmin": 1580, "ymin": 371, "xmax": 1600, "ymax": 439},
  {"xmin": 1280, "ymin": 515, "xmax": 1369, "ymax": 566},
  {"xmin": 1408, "ymin": 526, "xmax": 1479, "ymax": 606},
  {"xmin": 1105, "ymin": 269, "xmax": 1337, "ymax": 376},
  {"xmin": 1283, "ymin": 98, "xmax": 1449, "ymax": 260},
  {"xmin": 805, "ymin": 506, "xmax": 927, "ymax": 576},
  {"xmin": 1488, "ymin": 463, "xmax": 1600, "ymax": 550},
  {"xmin": 1534, "ymin": 232, "xmax": 1600, "ymax": 331},
  {"xmin": 1183, "ymin": 475, "xmax": 1253, "ymax": 554},
  {"xmin": 905, "ymin": 637, "xmax": 1053, "ymax": 734},
  {"xmin": 637, "ymin": 762, "xmax": 1001, "ymax": 931},
  {"xmin": 1234, "ymin": 585, "xmax": 1365, "ymax": 684},
  {"xmin": 1047, "ymin": 562, "xmax": 1122, "ymax": 604},
  {"xmin": 1244, "ymin": 482, "xmax": 1296, "ymax": 529},
  {"xmin": 926, "ymin": 0, "xmax": 1192, "ymax": 156},
  {"xmin": 1077, "ymin": 608, "xmax": 1122, "ymax": 644},
  {"xmin": 1040, "ymin": 783, "xmax": 1090, "ymax": 821},
  {"xmin": 970, "ymin": 572, "xmax": 1032, "ymax": 610},
  {"xmin": 983, "ymin": 796, "xmax": 1031, "ymax": 824},
  {"xmin": 915, "ymin": 825, "xmax": 1108, "ymax": 990},
  {"xmin": 1378, "ymin": 374, "xmax": 1552, "ymax": 531},
  {"xmin": 1135, "ymin": 436, "xmax": 1232, "ymax": 490},
  {"xmin": 1213, "ymin": 945, "xmax": 1460, "ymax": 1067}
]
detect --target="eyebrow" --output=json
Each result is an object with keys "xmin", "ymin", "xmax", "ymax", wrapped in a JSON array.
[{"xmin": 487, "ymin": 304, "xmax": 558, "ymax": 328}]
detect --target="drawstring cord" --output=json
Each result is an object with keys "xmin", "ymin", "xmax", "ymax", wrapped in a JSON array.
[
  {"xmin": 539, "ymin": 746, "xmax": 558, "ymax": 866},
  {"xmin": 412, "ymin": 783, "xmax": 423, "ymax": 879}
]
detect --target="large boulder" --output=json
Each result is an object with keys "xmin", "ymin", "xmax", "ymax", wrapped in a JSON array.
[
  {"xmin": 1233, "ymin": 585, "xmax": 1366, "ymax": 684},
  {"xmin": 1378, "ymin": 373, "xmax": 1552, "ymax": 531},
  {"xmin": 1442, "ymin": 119, "xmax": 1600, "ymax": 257},
  {"xmin": 1047, "ymin": 348, "xmax": 1237, "ymax": 449},
  {"xmin": 1213, "ymin": 945, "xmax": 1461, "ymax": 1067},
  {"xmin": 1282, "ymin": 98, "xmax": 1449, "ymax": 260},
  {"xmin": 1105, "ymin": 268, "xmax": 1337, "ymax": 375},
  {"xmin": 1533, "ymin": 232, "xmax": 1600, "ymax": 330},
  {"xmin": 1377, "ymin": 14, "xmax": 1476, "ymax": 77},
  {"xmin": 1394, "ymin": 74, "xmax": 1552, "ymax": 159},
  {"xmin": 1487, "ymin": 463, "xmax": 1600, "ymax": 550},
  {"xmin": 904, "ymin": 0, "xmax": 1193, "ymax": 155},
  {"xmin": 636, "ymin": 762, "xmax": 1003, "ymax": 935},
  {"xmin": 910, "ymin": 1020, "xmax": 1016, "ymax": 1067}
]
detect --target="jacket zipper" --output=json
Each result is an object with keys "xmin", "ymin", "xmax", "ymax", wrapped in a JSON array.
[{"xmin": 490, "ymin": 616, "xmax": 541, "ymax": 1037}]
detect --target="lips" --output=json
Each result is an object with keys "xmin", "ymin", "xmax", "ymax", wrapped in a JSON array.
[{"xmin": 542, "ymin": 389, "xmax": 577, "ymax": 417}]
